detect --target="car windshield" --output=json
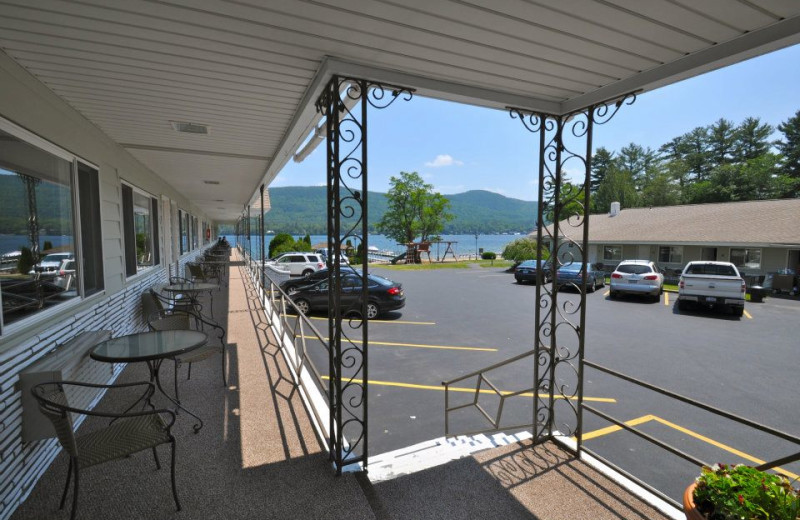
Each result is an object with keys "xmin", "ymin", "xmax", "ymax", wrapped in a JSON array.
[
  {"xmin": 558, "ymin": 264, "xmax": 582, "ymax": 272},
  {"xmin": 42, "ymin": 254, "xmax": 67, "ymax": 262},
  {"xmin": 519, "ymin": 260, "xmax": 545, "ymax": 268},
  {"xmin": 617, "ymin": 265, "xmax": 652, "ymax": 274},
  {"xmin": 685, "ymin": 264, "xmax": 738, "ymax": 276}
]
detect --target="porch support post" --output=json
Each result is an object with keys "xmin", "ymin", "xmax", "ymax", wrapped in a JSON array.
[
  {"xmin": 316, "ymin": 75, "xmax": 412, "ymax": 474},
  {"xmin": 510, "ymin": 92, "xmax": 635, "ymax": 450},
  {"xmin": 246, "ymin": 204, "xmax": 251, "ymax": 260},
  {"xmin": 260, "ymin": 184, "xmax": 266, "ymax": 288}
]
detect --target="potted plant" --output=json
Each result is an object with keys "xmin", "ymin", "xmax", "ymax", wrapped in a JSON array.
[{"xmin": 684, "ymin": 464, "xmax": 799, "ymax": 519}]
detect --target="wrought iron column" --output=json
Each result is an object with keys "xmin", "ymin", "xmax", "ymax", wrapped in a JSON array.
[
  {"xmin": 260, "ymin": 184, "xmax": 266, "ymax": 288},
  {"xmin": 246, "ymin": 205, "xmax": 251, "ymax": 260},
  {"xmin": 510, "ymin": 93, "xmax": 635, "ymax": 451},
  {"xmin": 316, "ymin": 75, "xmax": 412, "ymax": 474}
]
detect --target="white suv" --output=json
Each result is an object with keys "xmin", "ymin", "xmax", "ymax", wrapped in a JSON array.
[
  {"xmin": 609, "ymin": 259, "xmax": 664, "ymax": 301},
  {"xmin": 270, "ymin": 252, "xmax": 325, "ymax": 277}
]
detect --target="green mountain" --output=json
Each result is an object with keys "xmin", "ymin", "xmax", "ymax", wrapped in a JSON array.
[{"xmin": 258, "ymin": 186, "xmax": 538, "ymax": 235}]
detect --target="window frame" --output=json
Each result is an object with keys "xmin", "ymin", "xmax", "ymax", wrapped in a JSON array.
[
  {"xmin": 0, "ymin": 116, "xmax": 104, "ymax": 337},
  {"xmin": 730, "ymin": 248, "xmax": 762, "ymax": 270},
  {"xmin": 120, "ymin": 181, "xmax": 160, "ymax": 278},
  {"xmin": 658, "ymin": 245, "xmax": 683, "ymax": 264},
  {"xmin": 602, "ymin": 245, "xmax": 623, "ymax": 262}
]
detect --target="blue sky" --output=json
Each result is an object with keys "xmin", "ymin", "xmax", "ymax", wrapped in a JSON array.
[{"xmin": 272, "ymin": 43, "xmax": 800, "ymax": 202}]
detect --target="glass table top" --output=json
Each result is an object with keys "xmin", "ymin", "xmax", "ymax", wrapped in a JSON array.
[{"xmin": 90, "ymin": 330, "xmax": 207, "ymax": 362}]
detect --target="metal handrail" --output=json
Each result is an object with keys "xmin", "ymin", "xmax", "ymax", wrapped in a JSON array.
[
  {"xmin": 575, "ymin": 359, "xmax": 800, "ymax": 508},
  {"xmin": 442, "ymin": 348, "xmax": 545, "ymax": 437},
  {"xmin": 236, "ymin": 247, "xmax": 333, "ymax": 440}
]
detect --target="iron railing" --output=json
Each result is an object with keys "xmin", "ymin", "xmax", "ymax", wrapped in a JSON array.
[
  {"xmin": 237, "ymin": 246, "xmax": 334, "ymax": 450},
  {"xmin": 578, "ymin": 360, "xmax": 800, "ymax": 509}
]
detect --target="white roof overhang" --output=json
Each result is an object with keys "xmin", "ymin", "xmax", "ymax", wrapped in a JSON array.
[{"xmin": 0, "ymin": 1, "xmax": 798, "ymax": 223}]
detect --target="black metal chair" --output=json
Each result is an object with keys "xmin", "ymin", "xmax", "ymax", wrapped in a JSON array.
[
  {"xmin": 148, "ymin": 308, "xmax": 227, "ymax": 399},
  {"xmin": 31, "ymin": 381, "xmax": 180, "ymax": 520}
]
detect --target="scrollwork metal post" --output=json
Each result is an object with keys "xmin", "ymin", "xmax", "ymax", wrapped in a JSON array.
[
  {"xmin": 510, "ymin": 92, "xmax": 635, "ymax": 453},
  {"xmin": 316, "ymin": 75, "xmax": 412, "ymax": 474}
]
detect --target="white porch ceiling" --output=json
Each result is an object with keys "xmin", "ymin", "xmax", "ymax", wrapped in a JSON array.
[{"xmin": 0, "ymin": 0, "xmax": 798, "ymax": 222}]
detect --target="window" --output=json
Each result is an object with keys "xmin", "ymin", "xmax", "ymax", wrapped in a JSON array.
[
  {"xmin": 121, "ymin": 183, "xmax": 159, "ymax": 277},
  {"xmin": 179, "ymin": 210, "xmax": 189, "ymax": 254},
  {"xmin": 730, "ymin": 248, "xmax": 761, "ymax": 270},
  {"xmin": 658, "ymin": 246, "xmax": 683, "ymax": 263},
  {"xmin": 0, "ymin": 119, "xmax": 103, "ymax": 333},
  {"xmin": 602, "ymin": 245, "xmax": 623, "ymax": 261},
  {"xmin": 192, "ymin": 216, "xmax": 199, "ymax": 250}
]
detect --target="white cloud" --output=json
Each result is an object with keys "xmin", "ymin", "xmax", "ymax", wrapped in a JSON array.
[{"xmin": 424, "ymin": 154, "xmax": 464, "ymax": 167}]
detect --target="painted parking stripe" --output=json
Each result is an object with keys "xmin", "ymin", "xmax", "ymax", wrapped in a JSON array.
[
  {"xmin": 603, "ymin": 290, "xmax": 610, "ymax": 296},
  {"xmin": 321, "ymin": 376, "xmax": 616, "ymax": 403},
  {"xmin": 281, "ymin": 314, "xmax": 435, "ymax": 325},
  {"xmin": 301, "ymin": 335, "xmax": 497, "ymax": 352},
  {"xmin": 664, "ymin": 292, "xmax": 669, "ymax": 306},
  {"xmin": 579, "ymin": 414, "xmax": 798, "ymax": 480},
  {"xmin": 743, "ymin": 310, "xmax": 753, "ymax": 319}
]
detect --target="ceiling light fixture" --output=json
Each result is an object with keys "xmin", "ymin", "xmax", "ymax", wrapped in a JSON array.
[{"xmin": 170, "ymin": 121, "xmax": 209, "ymax": 134}]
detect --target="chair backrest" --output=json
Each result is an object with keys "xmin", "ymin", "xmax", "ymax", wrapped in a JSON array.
[
  {"xmin": 187, "ymin": 263, "xmax": 205, "ymax": 280},
  {"xmin": 31, "ymin": 383, "xmax": 78, "ymax": 457},
  {"xmin": 148, "ymin": 310, "xmax": 192, "ymax": 332}
]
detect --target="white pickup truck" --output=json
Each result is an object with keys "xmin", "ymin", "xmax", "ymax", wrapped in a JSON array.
[{"xmin": 677, "ymin": 261, "xmax": 746, "ymax": 317}]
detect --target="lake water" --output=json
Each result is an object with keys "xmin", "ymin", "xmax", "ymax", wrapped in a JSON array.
[
  {"xmin": 0, "ymin": 235, "xmax": 74, "ymax": 256},
  {"xmin": 226, "ymin": 233, "xmax": 530, "ymax": 261}
]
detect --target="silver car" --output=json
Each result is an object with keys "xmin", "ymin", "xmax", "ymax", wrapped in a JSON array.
[
  {"xmin": 609, "ymin": 260, "xmax": 664, "ymax": 301},
  {"xmin": 269, "ymin": 252, "xmax": 325, "ymax": 277}
]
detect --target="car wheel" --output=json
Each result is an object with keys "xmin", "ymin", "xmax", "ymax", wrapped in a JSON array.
[
  {"xmin": 302, "ymin": 269, "xmax": 313, "ymax": 278},
  {"xmin": 677, "ymin": 299, "xmax": 688, "ymax": 311},
  {"xmin": 294, "ymin": 299, "xmax": 310, "ymax": 315},
  {"xmin": 286, "ymin": 286, "xmax": 299, "ymax": 295},
  {"xmin": 609, "ymin": 290, "xmax": 617, "ymax": 299},
  {"xmin": 366, "ymin": 302, "xmax": 380, "ymax": 320},
  {"xmin": 587, "ymin": 279, "xmax": 596, "ymax": 293}
]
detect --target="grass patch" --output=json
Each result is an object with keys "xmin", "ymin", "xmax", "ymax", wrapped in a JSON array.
[{"xmin": 663, "ymin": 283, "xmax": 678, "ymax": 292}]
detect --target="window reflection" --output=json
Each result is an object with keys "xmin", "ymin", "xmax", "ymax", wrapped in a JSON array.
[
  {"xmin": 133, "ymin": 191, "xmax": 153, "ymax": 268},
  {"xmin": 0, "ymin": 128, "xmax": 77, "ymax": 327}
]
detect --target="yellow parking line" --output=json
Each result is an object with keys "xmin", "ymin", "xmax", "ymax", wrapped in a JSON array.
[
  {"xmin": 301, "ymin": 336, "xmax": 497, "ymax": 352},
  {"xmin": 580, "ymin": 414, "xmax": 798, "ymax": 480},
  {"xmin": 664, "ymin": 292, "xmax": 669, "ymax": 306},
  {"xmin": 281, "ymin": 314, "xmax": 435, "ymax": 325},
  {"xmin": 743, "ymin": 310, "xmax": 752, "ymax": 319},
  {"xmin": 321, "ymin": 376, "xmax": 616, "ymax": 402},
  {"xmin": 603, "ymin": 290, "xmax": 610, "ymax": 296}
]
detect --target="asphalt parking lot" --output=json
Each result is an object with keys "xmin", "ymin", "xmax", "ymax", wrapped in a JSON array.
[{"xmin": 296, "ymin": 265, "xmax": 800, "ymax": 502}]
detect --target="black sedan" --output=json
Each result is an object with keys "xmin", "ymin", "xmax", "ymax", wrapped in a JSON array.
[
  {"xmin": 514, "ymin": 259, "xmax": 552, "ymax": 284},
  {"xmin": 279, "ymin": 266, "xmax": 358, "ymax": 295},
  {"xmin": 289, "ymin": 273, "xmax": 405, "ymax": 319}
]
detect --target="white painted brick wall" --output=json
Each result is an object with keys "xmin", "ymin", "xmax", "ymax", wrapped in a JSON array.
[{"xmin": 0, "ymin": 248, "xmax": 206, "ymax": 520}]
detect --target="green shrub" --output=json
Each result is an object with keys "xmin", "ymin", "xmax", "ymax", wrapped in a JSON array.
[
  {"xmin": 268, "ymin": 233, "xmax": 293, "ymax": 258},
  {"xmin": 17, "ymin": 246, "xmax": 34, "ymax": 274},
  {"xmin": 481, "ymin": 251, "xmax": 497, "ymax": 260},
  {"xmin": 502, "ymin": 237, "xmax": 548, "ymax": 263},
  {"xmin": 693, "ymin": 464, "xmax": 799, "ymax": 520}
]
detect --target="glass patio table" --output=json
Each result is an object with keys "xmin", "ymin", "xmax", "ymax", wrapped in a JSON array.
[{"xmin": 90, "ymin": 330, "xmax": 208, "ymax": 433}]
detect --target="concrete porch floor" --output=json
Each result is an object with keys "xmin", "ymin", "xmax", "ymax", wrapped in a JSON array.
[{"xmin": 11, "ymin": 256, "xmax": 672, "ymax": 520}]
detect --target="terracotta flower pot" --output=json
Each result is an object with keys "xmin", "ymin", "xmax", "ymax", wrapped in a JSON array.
[{"xmin": 683, "ymin": 482, "xmax": 706, "ymax": 520}]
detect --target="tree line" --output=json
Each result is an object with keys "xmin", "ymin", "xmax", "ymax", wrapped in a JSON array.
[{"xmin": 589, "ymin": 109, "xmax": 800, "ymax": 212}]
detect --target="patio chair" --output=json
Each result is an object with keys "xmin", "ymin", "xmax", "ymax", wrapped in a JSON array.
[
  {"xmin": 31, "ymin": 381, "xmax": 180, "ymax": 520},
  {"xmin": 146, "ymin": 287, "xmax": 200, "ymax": 315},
  {"xmin": 187, "ymin": 262, "xmax": 220, "ymax": 285},
  {"xmin": 148, "ymin": 308, "xmax": 227, "ymax": 399}
]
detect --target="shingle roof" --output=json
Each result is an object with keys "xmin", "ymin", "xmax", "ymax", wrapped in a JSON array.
[{"xmin": 544, "ymin": 199, "xmax": 800, "ymax": 246}]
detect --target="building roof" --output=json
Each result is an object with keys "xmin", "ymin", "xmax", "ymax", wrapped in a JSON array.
[
  {"xmin": 546, "ymin": 199, "xmax": 800, "ymax": 246},
  {"xmin": 1, "ymin": 2, "xmax": 799, "ymax": 222}
]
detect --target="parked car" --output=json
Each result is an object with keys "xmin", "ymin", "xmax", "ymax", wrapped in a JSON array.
[
  {"xmin": 279, "ymin": 266, "xmax": 359, "ymax": 295},
  {"xmin": 267, "ymin": 252, "xmax": 325, "ymax": 277},
  {"xmin": 28, "ymin": 252, "xmax": 74, "ymax": 277},
  {"xmin": 315, "ymin": 248, "xmax": 350, "ymax": 265},
  {"xmin": 678, "ymin": 261, "xmax": 745, "ymax": 316},
  {"xmin": 554, "ymin": 263, "xmax": 605, "ymax": 292},
  {"xmin": 53, "ymin": 259, "xmax": 77, "ymax": 290},
  {"xmin": 290, "ymin": 273, "xmax": 405, "ymax": 319},
  {"xmin": 609, "ymin": 260, "xmax": 664, "ymax": 301},
  {"xmin": 514, "ymin": 259, "xmax": 552, "ymax": 284}
]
